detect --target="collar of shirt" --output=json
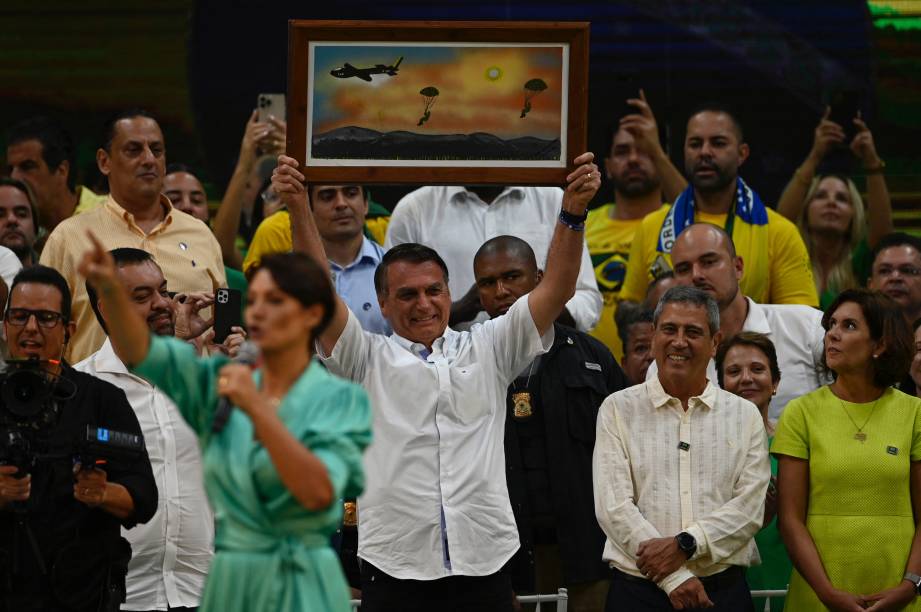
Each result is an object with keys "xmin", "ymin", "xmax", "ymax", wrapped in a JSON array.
[
  {"xmin": 104, "ymin": 193, "xmax": 174, "ymax": 238},
  {"xmin": 447, "ymin": 186, "xmax": 526, "ymax": 205},
  {"xmin": 329, "ymin": 236, "xmax": 385, "ymax": 273},
  {"xmin": 741, "ymin": 297, "xmax": 772, "ymax": 335},
  {"xmin": 390, "ymin": 327, "xmax": 458, "ymax": 360},
  {"xmin": 90, "ymin": 337, "xmax": 156, "ymax": 385},
  {"xmin": 646, "ymin": 374, "xmax": 718, "ymax": 412}
]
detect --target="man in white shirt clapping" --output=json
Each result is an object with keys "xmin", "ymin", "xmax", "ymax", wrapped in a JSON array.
[
  {"xmin": 272, "ymin": 152, "xmax": 601, "ymax": 611},
  {"xmin": 593, "ymin": 285, "xmax": 770, "ymax": 610}
]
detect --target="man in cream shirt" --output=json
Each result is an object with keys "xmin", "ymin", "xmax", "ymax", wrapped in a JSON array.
[{"xmin": 593, "ymin": 286, "xmax": 770, "ymax": 610}]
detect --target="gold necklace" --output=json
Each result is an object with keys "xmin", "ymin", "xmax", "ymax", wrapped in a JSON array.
[{"xmin": 838, "ymin": 393, "xmax": 882, "ymax": 442}]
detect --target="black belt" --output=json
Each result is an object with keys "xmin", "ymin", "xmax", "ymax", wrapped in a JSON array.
[{"xmin": 616, "ymin": 566, "xmax": 745, "ymax": 591}]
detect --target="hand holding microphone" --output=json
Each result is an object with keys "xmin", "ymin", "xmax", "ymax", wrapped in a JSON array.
[{"xmin": 212, "ymin": 341, "xmax": 260, "ymax": 433}]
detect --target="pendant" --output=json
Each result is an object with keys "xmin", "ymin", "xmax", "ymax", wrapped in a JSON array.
[
  {"xmin": 512, "ymin": 391, "xmax": 533, "ymax": 419},
  {"xmin": 854, "ymin": 432, "xmax": 867, "ymax": 442}
]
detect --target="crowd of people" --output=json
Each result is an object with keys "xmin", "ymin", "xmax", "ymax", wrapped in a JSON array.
[{"xmin": 0, "ymin": 89, "xmax": 919, "ymax": 612}]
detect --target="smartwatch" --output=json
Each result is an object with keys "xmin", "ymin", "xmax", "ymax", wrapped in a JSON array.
[
  {"xmin": 903, "ymin": 571, "xmax": 921, "ymax": 596},
  {"xmin": 675, "ymin": 532, "xmax": 697, "ymax": 559}
]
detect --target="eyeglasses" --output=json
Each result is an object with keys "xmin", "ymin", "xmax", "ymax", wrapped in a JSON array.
[
  {"xmin": 5, "ymin": 308, "xmax": 65, "ymax": 328},
  {"xmin": 874, "ymin": 265, "xmax": 921, "ymax": 278}
]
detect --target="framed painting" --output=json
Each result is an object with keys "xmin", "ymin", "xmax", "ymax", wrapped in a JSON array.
[{"xmin": 287, "ymin": 20, "xmax": 589, "ymax": 185}]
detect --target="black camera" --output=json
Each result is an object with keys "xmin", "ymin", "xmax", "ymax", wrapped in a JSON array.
[{"xmin": 0, "ymin": 359, "xmax": 143, "ymax": 478}]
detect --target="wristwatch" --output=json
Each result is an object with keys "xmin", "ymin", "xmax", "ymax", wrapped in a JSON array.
[
  {"xmin": 675, "ymin": 532, "xmax": 697, "ymax": 559},
  {"xmin": 903, "ymin": 571, "xmax": 921, "ymax": 595}
]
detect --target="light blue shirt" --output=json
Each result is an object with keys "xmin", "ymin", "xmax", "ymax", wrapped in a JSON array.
[{"xmin": 331, "ymin": 237, "xmax": 390, "ymax": 335}]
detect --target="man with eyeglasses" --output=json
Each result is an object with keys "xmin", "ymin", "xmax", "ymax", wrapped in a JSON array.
[
  {"xmin": 0, "ymin": 265, "xmax": 157, "ymax": 612},
  {"xmin": 868, "ymin": 232, "xmax": 921, "ymax": 328}
]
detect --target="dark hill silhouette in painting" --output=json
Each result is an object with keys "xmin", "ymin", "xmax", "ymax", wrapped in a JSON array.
[{"xmin": 311, "ymin": 126, "xmax": 561, "ymax": 161}]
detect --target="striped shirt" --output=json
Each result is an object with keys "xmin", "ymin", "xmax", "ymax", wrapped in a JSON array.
[
  {"xmin": 40, "ymin": 194, "xmax": 225, "ymax": 363},
  {"xmin": 593, "ymin": 376, "xmax": 770, "ymax": 595}
]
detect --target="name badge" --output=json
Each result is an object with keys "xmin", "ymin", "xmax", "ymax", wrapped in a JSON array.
[{"xmin": 584, "ymin": 362, "xmax": 602, "ymax": 372}]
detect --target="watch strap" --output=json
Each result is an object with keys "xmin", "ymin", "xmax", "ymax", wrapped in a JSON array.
[{"xmin": 903, "ymin": 571, "xmax": 921, "ymax": 595}]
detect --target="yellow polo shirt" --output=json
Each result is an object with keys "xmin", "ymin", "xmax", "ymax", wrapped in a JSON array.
[
  {"xmin": 586, "ymin": 203, "xmax": 668, "ymax": 360},
  {"xmin": 75, "ymin": 185, "xmax": 107, "ymax": 215},
  {"xmin": 619, "ymin": 206, "xmax": 818, "ymax": 307},
  {"xmin": 40, "ymin": 195, "xmax": 226, "ymax": 362}
]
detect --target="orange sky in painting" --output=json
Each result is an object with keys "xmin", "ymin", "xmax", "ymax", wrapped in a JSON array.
[{"xmin": 315, "ymin": 47, "xmax": 564, "ymax": 140}]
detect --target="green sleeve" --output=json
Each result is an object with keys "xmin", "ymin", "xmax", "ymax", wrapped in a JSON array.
[
  {"xmin": 132, "ymin": 334, "xmax": 230, "ymax": 438},
  {"xmin": 302, "ymin": 383, "xmax": 372, "ymax": 501},
  {"xmin": 771, "ymin": 396, "xmax": 810, "ymax": 460}
]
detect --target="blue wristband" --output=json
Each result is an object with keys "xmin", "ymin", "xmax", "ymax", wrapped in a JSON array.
[{"xmin": 559, "ymin": 209, "xmax": 587, "ymax": 231}]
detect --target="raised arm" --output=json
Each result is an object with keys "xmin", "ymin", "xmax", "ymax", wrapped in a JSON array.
[
  {"xmin": 527, "ymin": 152, "xmax": 600, "ymax": 335},
  {"xmin": 78, "ymin": 231, "xmax": 151, "ymax": 367},
  {"xmin": 777, "ymin": 107, "xmax": 845, "ymax": 222},
  {"xmin": 271, "ymin": 155, "xmax": 348, "ymax": 355},
  {"xmin": 620, "ymin": 89, "xmax": 687, "ymax": 203},
  {"xmin": 212, "ymin": 111, "xmax": 283, "ymax": 269},
  {"xmin": 850, "ymin": 117, "xmax": 892, "ymax": 248}
]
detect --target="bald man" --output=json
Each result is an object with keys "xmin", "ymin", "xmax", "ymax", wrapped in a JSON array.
[
  {"xmin": 645, "ymin": 223, "xmax": 828, "ymax": 421},
  {"xmin": 473, "ymin": 235, "xmax": 627, "ymax": 612}
]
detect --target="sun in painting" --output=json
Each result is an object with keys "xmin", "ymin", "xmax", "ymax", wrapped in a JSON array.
[{"xmin": 485, "ymin": 65, "xmax": 503, "ymax": 81}]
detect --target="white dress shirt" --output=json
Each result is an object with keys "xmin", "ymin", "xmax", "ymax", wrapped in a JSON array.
[
  {"xmin": 593, "ymin": 376, "xmax": 770, "ymax": 595},
  {"xmin": 385, "ymin": 186, "xmax": 602, "ymax": 332},
  {"xmin": 319, "ymin": 294, "xmax": 553, "ymax": 580},
  {"xmin": 647, "ymin": 297, "xmax": 829, "ymax": 420},
  {"xmin": 76, "ymin": 339, "xmax": 213, "ymax": 610}
]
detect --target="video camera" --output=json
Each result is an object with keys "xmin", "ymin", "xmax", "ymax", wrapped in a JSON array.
[{"xmin": 0, "ymin": 359, "xmax": 143, "ymax": 478}]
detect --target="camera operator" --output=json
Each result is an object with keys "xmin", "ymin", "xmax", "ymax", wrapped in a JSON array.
[{"xmin": 0, "ymin": 265, "xmax": 157, "ymax": 612}]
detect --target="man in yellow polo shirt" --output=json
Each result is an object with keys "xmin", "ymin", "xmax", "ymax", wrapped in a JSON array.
[
  {"xmin": 586, "ymin": 124, "xmax": 668, "ymax": 360},
  {"xmin": 619, "ymin": 105, "xmax": 817, "ymax": 307},
  {"xmin": 41, "ymin": 110, "xmax": 225, "ymax": 362}
]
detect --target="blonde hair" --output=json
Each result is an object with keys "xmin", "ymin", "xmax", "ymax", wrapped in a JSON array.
[{"xmin": 797, "ymin": 174, "xmax": 867, "ymax": 296}]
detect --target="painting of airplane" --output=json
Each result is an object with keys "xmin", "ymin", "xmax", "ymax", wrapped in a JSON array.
[{"xmin": 330, "ymin": 56, "xmax": 403, "ymax": 82}]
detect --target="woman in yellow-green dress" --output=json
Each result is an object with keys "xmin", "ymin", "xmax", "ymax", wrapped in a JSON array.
[{"xmin": 773, "ymin": 288, "xmax": 921, "ymax": 611}]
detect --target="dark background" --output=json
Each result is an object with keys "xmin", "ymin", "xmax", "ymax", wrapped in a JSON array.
[{"xmin": 1, "ymin": 0, "xmax": 918, "ymax": 230}]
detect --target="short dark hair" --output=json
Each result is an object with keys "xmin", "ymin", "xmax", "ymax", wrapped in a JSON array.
[
  {"xmin": 0, "ymin": 177, "xmax": 40, "ymax": 227},
  {"xmin": 715, "ymin": 331, "xmax": 781, "ymax": 388},
  {"xmin": 615, "ymin": 301, "xmax": 654, "ymax": 348},
  {"xmin": 165, "ymin": 162, "xmax": 198, "ymax": 178},
  {"xmin": 101, "ymin": 108, "xmax": 157, "ymax": 153},
  {"xmin": 822, "ymin": 288, "xmax": 913, "ymax": 388},
  {"xmin": 871, "ymin": 232, "xmax": 921, "ymax": 268},
  {"xmin": 473, "ymin": 235, "xmax": 537, "ymax": 273},
  {"xmin": 252, "ymin": 252, "xmax": 336, "ymax": 340},
  {"xmin": 374, "ymin": 243, "xmax": 450, "ymax": 297},
  {"xmin": 653, "ymin": 286, "xmax": 720, "ymax": 335},
  {"xmin": 8, "ymin": 265, "xmax": 73, "ymax": 322},
  {"xmin": 7, "ymin": 116, "xmax": 77, "ymax": 192},
  {"xmin": 86, "ymin": 248, "xmax": 157, "ymax": 333},
  {"xmin": 687, "ymin": 103, "xmax": 745, "ymax": 142}
]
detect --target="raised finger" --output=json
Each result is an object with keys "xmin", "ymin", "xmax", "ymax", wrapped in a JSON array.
[
  {"xmin": 852, "ymin": 116, "xmax": 869, "ymax": 132},
  {"xmin": 821, "ymin": 105, "xmax": 831, "ymax": 121}
]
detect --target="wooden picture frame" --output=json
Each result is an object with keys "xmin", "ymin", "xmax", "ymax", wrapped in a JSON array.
[{"xmin": 287, "ymin": 20, "xmax": 589, "ymax": 185}]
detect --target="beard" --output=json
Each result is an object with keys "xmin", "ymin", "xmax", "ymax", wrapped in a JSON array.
[
  {"xmin": 687, "ymin": 160, "xmax": 736, "ymax": 193},
  {"xmin": 612, "ymin": 173, "xmax": 660, "ymax": 198},
  {"xmin": 0, "ymin": 235, "xmax": 31, "ymax": 259}
]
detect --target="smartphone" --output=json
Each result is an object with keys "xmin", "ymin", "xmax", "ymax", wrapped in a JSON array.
[
  {"xmin": 616, "ymin": 73, "xmax": 641, "ymax": 120},
  {"xmin": 828, "ymin": 89, "xmax": 861, "ymax": 142},
  {"xmin": 213, "ymin": 288, "xmax": 243, "ymax": 344},
  {"xmin": 257, "ymin": 93, "xmax": 286, "ymax": 123}
]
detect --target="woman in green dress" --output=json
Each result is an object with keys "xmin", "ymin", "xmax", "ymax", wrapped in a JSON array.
[
  {"xmin": 79, "ymin": 234, "xmax": 372, "ymax": 612},
  {"xmin": 773, "ymin": 288, "xmax": 921, "ymax": 611},
  {"xmin": 716, "ymin": 331, "xmax": 791, "ymax": 611}
]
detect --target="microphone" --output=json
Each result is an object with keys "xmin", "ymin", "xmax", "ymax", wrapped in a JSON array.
[{"xmin": 211, "ymin": 341, "xmax": 260, "ymax": 434}]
